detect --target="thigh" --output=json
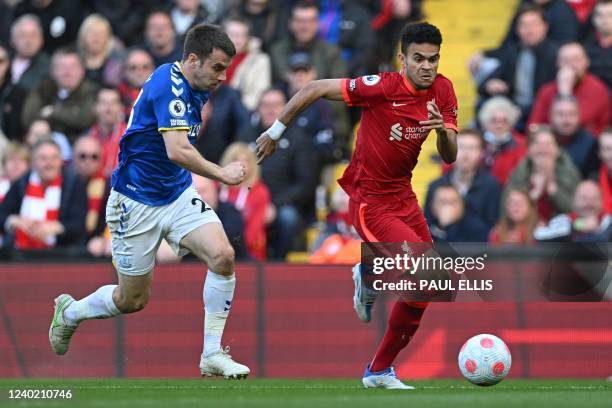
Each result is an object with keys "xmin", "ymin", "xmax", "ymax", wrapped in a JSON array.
[
  {"xmin": 164, "ymin": 186, "xmax": 222, "ymax": 257},
  {"xmin": 354, "ymin": 202, "xmax": 425, "ymax": 243},
  {"xmin": 179, "ymin": 221, "xmax": 232, "ymax": 265},
  {"xmin": 106, "ymin": 190, "xmax": 163, "ymax": 276}
]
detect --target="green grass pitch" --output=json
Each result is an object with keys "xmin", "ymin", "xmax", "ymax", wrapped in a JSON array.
[{"xmin": 0, "ymin": 379, "xmax": 610, "ymax": 408}]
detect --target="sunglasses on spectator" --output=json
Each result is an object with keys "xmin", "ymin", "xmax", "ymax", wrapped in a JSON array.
[{"xmin": 77, "ymin": 153, "xmax": 100, "ymax": 161}]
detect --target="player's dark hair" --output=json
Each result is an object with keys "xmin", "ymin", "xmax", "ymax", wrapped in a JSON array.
[
  {"xmin": 400, "ymin": 22, "xmax": 442, "ymax": 55},
  {"xmin": 183, "ymin": 24, "xmax": 236, "ymax": 62},
  {"xmin": 516, "ymin": 3, "xmax": 546, "ymax": 23}
]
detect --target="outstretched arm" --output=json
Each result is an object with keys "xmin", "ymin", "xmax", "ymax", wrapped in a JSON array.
[
  {"xmin": 162, "ymin": 130, "xmax": 246, "ymax": 185},
  {"xmin": 256, "ymin": 79, "xmax": 344, "ymax": 164}
]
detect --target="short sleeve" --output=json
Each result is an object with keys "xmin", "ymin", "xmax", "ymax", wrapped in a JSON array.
[
  {"xmin": 341, "ymin": 75, "xmax": 387, "ymax": 108},
  {"xmin": 439, "ymin": 80, "xmax": 459, "ymax": 133},
  {"xmin": 149, "ymin": 75, "xmax": 191, "ymax": 132}
]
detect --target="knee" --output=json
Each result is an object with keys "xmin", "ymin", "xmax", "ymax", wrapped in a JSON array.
[
  {"xmin": 209, "ymin": 244, "xmax": 235, "ymax": 275},
  {"xmin": 115, "ymin": 289, "xmax": 150, "ymax": 313}
]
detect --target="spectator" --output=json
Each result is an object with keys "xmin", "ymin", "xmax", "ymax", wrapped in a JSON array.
[
  {"xmin": 22, "ymin": 46, "xmax": 98, "ymax": 143},
  {"xmin": 5, "ymin": 15, "xmax": 49, "ymax": 139},
  {"xmin": 549, "ymin": 96, "xmax": 598, "ymax": 177},
  {"xmin": 13, "ymin": 0, "xmax": 86, "ymax": 54},
  {"xmin": 77, "ymin": 14, "xmax": 124, "ymax": 87},
  {"xmin": 71, "ymin": 136, "xmax": 109, "ymax": 239},
  {"xmin": 9, "ymin": 14, "xmax": 49, "ymax": 92},
  {"xmin": 219, "ymin": 142, "xmax": 273, "ymax": 260},
  {"xmin": 223, "ymin": 16, "xmax": 271, "ymax": 111},
  {"xmin": 505, "ymin": 125, "xmax": 581, "ymax": 221},
  {"xmin": 170, "ymin": 0, "xmax": 210, "ymax": 42},
  {"xmin": 285, "ymin": 52, "xmax": 349, "ymax": 165},
  {"xmin": 425, "ymin": 129, "xmax": 502, "ymax": 236},
  {"xmin": 0, "ymin": 139, "xmax": 87, "ymax": 249},
  {"xmin": 270, "ymin": 1, "xmax": 347, "ymax": 84},
  {"xmin": 489, "ymin": 188, "xmax": 539, "ymax": 244},
  {"xmin": 117, "ymin": 47, "xmax": 155, "ymax": 117},
  {"xmin": 428, "ymin": 184, "xmax": 490, "ymax": 242},
  {"xmin": 238, "ymin": 88, "xmax": 316, "ymax": 259},
  {"xmin": 528, "ymin": 42, "xmax": 610, "ymax": 135},
  {"xmin": 593, "ymin": 128, "xmax": 612, "ymax": 213},
  {"xmin": 195, "ymin": 84, "xmax": 250, "ymax": 164},
  {"xmin": 0, "ymin": 142, "xmax": 30, "ymax": 203},
  {"xmin": 317, "ymin": 0, "xmax": 376, "ymax": 77},
  {"xmin": 534, "ymin": 180, "xmax": 611, "ymax": 241},
  {"xmin": 583, "ymin": 0, "xmax": 612, "ymax": 88},
  {"xmin": 369, "ymin": 0, "xmax": 423, "ymax": 72},
  {"xmin": 0, "ymin": 42, "xmax": 27, "ymax": 141},
  {"xmin": 85, "ymin": 0, "xmax": 156, "ymax": 47},
  {"xmin": 478, "ymin": 96, "xmax": 527, "ymax": 185},
  {"xmin": 229, "ymin": 0, "xmax": 290, "ymax": 52},
  {"xmin": 310, "ymin": 187, "xmax": 361, "ymax": 264},
  {"xmin": 24, "ymin": 119, "xmax": 72, "ymax": 162},
  {"xmin": 144, "ymin": 10, "xmax": 183, "ymax": 67},
  {"xmin": 478, "ymin": 4, "xmax": 558, "ymax": 128},
  {"xmin": 86, "ymin": 87, "xmax": 126, "ymax": 177},
  {"xmin": 502, "ymin": 0, "xmax": 579, "ymax": 46}
]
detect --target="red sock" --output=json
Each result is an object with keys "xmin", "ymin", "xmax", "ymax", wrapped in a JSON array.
[{"xmin": 369, "ymin": 301, "xmax": 427, "ymax": 372}]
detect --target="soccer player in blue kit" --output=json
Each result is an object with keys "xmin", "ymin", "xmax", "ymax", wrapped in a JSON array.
[{"xmin": 48, "ymin": 25, "xmax": 250, "ymax": 379}]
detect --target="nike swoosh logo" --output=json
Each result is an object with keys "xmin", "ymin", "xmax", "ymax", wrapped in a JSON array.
[{"xmin": 392, "ymin": 102, "xmax": 407, "ymax": 107}]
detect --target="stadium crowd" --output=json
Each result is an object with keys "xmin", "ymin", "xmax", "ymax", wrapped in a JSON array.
[{"xmin": 0, "ymin": 0, "xmax": 610, "ymax": 262}]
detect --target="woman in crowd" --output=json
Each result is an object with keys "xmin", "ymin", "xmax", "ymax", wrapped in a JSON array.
[
  {"xmin": 489, "ymin": 189, "xmax": 539, "ymax": 244},
  {"xmin": 77, "ymin": 14, "xmax": 124, "ymax": 87}
]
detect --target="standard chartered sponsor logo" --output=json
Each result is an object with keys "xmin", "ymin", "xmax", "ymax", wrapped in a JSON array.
[
  {"xmin": 389, "ymin": 123, "xmax": 403, "ymax": 141},
  {"xmin": 389, "ymin": 123, "xmax": 428, "ymax": 141}
]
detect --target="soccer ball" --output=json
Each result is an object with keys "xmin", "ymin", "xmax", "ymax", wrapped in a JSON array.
[{"xmin": 458, "ymin": 334, "xmax": 511, "ymax": 386}]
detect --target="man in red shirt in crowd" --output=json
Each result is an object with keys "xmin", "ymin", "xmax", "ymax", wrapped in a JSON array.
[
  {"xmin": 528, "ymin": 42, "xmax": 610, "ymax": 135},
  {"xmin": 256, "ymin": 22, "xmax": 458, "ymax": 389}
]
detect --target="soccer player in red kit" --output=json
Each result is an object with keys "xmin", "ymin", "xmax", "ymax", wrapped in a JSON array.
[{"xmin": 256, "ymin": 22, "xmax": 458, "ymax": 389}]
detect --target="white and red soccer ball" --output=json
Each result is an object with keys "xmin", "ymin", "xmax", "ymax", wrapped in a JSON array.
[{"xmin": 458, "ymin": 334, "xmax": 512, "ymax": 386}]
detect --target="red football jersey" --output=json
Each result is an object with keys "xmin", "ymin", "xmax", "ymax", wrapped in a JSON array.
[{"xmin": 338, "ymin": 72, "xmax": 458, "ymax": 204}]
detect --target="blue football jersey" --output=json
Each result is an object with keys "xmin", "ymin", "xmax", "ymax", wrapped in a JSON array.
[{"xmin": 111, "ymin": 62, "xmax": 209, "ymax": 206}]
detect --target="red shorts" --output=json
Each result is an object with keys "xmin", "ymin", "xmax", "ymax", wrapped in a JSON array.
[
  {"xmin": 349, "ymin": 199, "xmax": 432, "ymax": 243},
  {"xmin": 349, "ymin": 199, "xmax": 432, "ymax": 309}
]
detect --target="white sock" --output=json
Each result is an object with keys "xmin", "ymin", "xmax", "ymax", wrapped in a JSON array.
[
  {"xmin": 64, "ymin": 285, "xmax": 121, "ymax": 325},
  {"xmin": 203, "ymin": 270, "xmax": 235, "ymax": 357}
]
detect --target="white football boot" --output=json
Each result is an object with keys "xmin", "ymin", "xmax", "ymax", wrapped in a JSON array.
[
  {"xmin": 352, "ymin": 263, "xmax": 379, "ymax": 323},
  {"xmin": 362, "ymin": 365, "xmax": 415, "ymax": 390},
  {"xmin": 49, "ymin": 294, "xmax": 79, "ymax": 355},
  {"xmin": 200, "ymin": 347, "xmax": 250, "ymax": 379}
]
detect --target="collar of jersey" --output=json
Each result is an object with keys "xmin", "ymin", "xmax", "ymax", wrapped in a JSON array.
[
  {"xmin": 401, "ymin": 74, "xmax": 429, "ymax": 96},
  {"xmin": 173, "ymin": 61, "xmax": 208, "ymax": 98}
]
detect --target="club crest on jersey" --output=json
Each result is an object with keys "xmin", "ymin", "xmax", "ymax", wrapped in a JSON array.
[
  {"xmin": 169, "ymin": 99, "xmax": 186, "ymax": 118},
  {"xmin": 362, "ymin": 75, "xmax": 380, "ymax": 86}
]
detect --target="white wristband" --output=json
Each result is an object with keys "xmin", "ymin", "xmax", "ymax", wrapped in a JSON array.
[{"xmin": 266, "ymin": 119, "xmax": 286, "ymax": 141}]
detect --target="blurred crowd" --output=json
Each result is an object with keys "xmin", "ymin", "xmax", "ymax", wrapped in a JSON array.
[{"xmin": 0, "ymin": 0, "xmax": 609, "ymax": 264}]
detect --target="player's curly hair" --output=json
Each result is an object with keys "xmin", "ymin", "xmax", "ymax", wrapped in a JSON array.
[
  {"xmin": 400, "ymin": 22, "xmax": 442, "ymax": 54},
  {"xmin": 183, "ymin": 24, "xmax": 236, "ymax": 62}
]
